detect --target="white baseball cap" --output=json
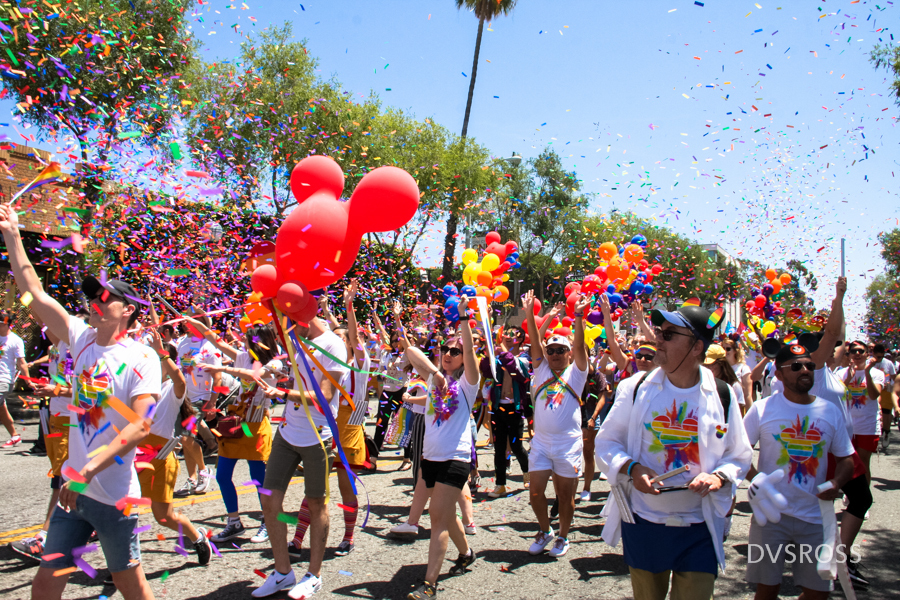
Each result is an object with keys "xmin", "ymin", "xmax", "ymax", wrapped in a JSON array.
[{"xmin": 546, "ymin": 335, "xmax": 572, "ymax": 350}]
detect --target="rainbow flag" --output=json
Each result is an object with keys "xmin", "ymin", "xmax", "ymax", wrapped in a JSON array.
[{"xmin": 10, "ymin": 162, "xmax": 63, "ymax": 203}]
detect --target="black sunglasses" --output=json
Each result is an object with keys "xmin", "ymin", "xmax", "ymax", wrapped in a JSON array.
[
  {"xmin": 656, "ymin": 328, "xmax": 695, "ymax": 343},
  {"xmin": 788, "ymin": 362, "xmax": 816, "ymax": 372},
  {"xmin": 849, "ymin": 349, "xmax": 866, "ymax": 355},
  {"xmin": 546, "ymin": 346, "xmax": 569, "ymax": 356},
  {"xmin": 440, "ymin": 346, "xmax": 463, "ymax": 357},
  {"xmin": 635, "ymin": 353, "xmax": 656, "ymax": 361}
]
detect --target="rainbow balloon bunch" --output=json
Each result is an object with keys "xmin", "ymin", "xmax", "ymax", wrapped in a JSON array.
[
  {"xmin": 745, "ymin": 268, "xmax": 790, "ymax": 322},
  {"xmin": 461, "ymin": 231, "xmax": 520, "ymax": 305},
  {"xmin": 562, "ymin": 235, "xmax": 663, "ymax": 326}
]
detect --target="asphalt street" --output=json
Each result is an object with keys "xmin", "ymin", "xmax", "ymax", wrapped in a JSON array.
[{"xmin": 1, "ymin": 413, "xmax": 898, "ymax": 600}]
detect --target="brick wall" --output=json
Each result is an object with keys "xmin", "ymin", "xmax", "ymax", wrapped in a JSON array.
[{"xmin": 0, "ymin": 143, "xmax": 75, "ymax": 236}]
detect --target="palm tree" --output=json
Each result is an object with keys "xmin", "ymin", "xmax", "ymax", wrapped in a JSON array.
[{"xmin": 441, "ymin": 0, "xmax": 519, "ymax": 282}]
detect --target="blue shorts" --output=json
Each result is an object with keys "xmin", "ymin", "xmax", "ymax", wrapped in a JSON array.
[
  {"xmin": 41, "ymin": 494, "xmax": 141, "ymax": 573},
  {"xmin": 622, "ymin": 514, "xmax": 718, "ymax": 575}
]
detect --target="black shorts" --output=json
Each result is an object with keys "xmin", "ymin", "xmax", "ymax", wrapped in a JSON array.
[{"xmin": 421, "ymin": 458, "xmax": 470, "ymax": 490}]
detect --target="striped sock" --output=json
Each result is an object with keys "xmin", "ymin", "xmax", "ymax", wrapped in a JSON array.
[
  {"xmin": 342, "ymin": 500, "xmax": 359, "ymax": 543},
  {"xmin": 291, "ymin": 498, "xmax": 311, "ymax": 548}
]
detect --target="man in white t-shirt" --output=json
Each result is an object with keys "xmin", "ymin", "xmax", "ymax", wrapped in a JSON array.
[
  {"xmin": 254, "ymin": 312, "xmax": 348, "ymax": 599},
  {"xmin": 835, "ymin": 340, "xmax": 883, "ymax": 479},
  {"xmin": 523, "ymin": 290, "xmax": 590, "ymax": 559},
  {"xmin": 0, "ymin": 311, "xmax": 28, "ymax": 446},
  {"xmin": 744, "ymin": 342, "xmax": 854, "ymax": 598},
  {"xmin": 596, "ymin": 302, "xmax": 752, "ymax": 600},
  {"xmin": 2, "ymin": 198, "xmax": 160, "ymax": 600},
  {"xmin": 871, "ymin": 343, "xmax": 899, "ymax": 450}
]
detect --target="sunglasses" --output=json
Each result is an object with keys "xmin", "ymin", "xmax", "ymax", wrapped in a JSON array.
[
  {"xmin": 788, "ymin": 362, "xmax": 816, "ymax": 372},
  {"xmin": 849, "ymin": 349, "xmax": 866, "ymax": 355},
  {"xmin": 724, "ymin": 347, "xmax": 735, "ymax": 352},
  {"xmin": 656, "ymin": 328, "xmax": 695, "ymax": 343},
  {"xmin": 546, "ymin": 346, "xmax": 569, "ymax": 356},
  {"xmin": 635, "ymin": 353, "xmax": 656, "ymax": 361},
  {"xmin": 440, "ymin": 346, "xmax": 463, "ymax": 357}
]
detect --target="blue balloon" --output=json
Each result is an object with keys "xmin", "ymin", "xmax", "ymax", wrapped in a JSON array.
[
  {"xmin": 607, "ymin": 284, "xmax": 616, "ymax": 294},
  {"xmin": 643, "ymin": 284, "xmax": 654, "ymax": 295},
  {"xmin": 461, "ymin": 285, "xmax": 477, "ymax": 298},
  {"xmin": 631, "ymin": 234, "xmax": 647, "ymax": 248},
  {"xmin": 444, "ymin": 297, "xmax": 458, "ymax": 309},
  {"xmin": 508, "ymin": 252, "xmax": 519, "ymax": 260},
  {"xmin": 610, "ymin": 293, "xmax": 623, "ymax": 305},
  {"xmin": 442, "ymin": 284, "xmax": 458, "ymax": 298},
  {"xmin": 443, "ymin": 307, "xmax": 460, "ymax": 322}
]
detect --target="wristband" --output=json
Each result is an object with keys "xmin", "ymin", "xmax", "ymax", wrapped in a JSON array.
[
  {"xmin": 574, "ymin": 312, "xmax": 584, "ymax": 318},
  {"xmin": 627, "ymin": 461, "xmax": 639, "ymax": 477}
]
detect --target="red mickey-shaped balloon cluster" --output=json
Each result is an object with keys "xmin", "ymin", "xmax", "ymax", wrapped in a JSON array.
[{"xmin": 251, "ymin": 156, "xmax": 420, "ymax": 322}]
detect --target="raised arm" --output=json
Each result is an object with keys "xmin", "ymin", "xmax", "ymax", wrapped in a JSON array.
[
  {"xmin": 456, "ymin": 297, "xmax": 479, "ymax": 386},
  {"xmin": 0, "ymin": 204, "xmax": 70, "ymax": 343},
  {"xmin": 600, "ymin": 294, "xmax": 629, "ymax": 370},
  {"xmin": 149, "ymin": 330, "xmax": 186, "ymax": 399},
  {"xmin": 147, "ymin": 295, "xmax": 161, "ymax": 326},
  {"xmin": 523, "ymin": 290, "xmax": 544, "ymax": 364},
  {"xmin": 319, "ymin": 294, "xmax": 340, "ymax": 331},
  {"xmin": 372, "ymin": 309, "xmax": 391, "ymax": 346},
  {"xmin": 183, "ymin": 314, "xmax": 239, "ymax": 362},
  {"xmin": 344, "ymin": 279, "xmax": 366, "ymax": 362},
  {"xmin": 811, "ymin": 277, "xmax": 846, "ymax": 369},
  {"xmin": 631, "ymin": 301, "xmax": 655, "ymax": 340},
  {"xmin": 538, "ymin": 302, "xmax": 563, "ymax": 342},
  {"xmin": 573, "ymin": 293, "xmax": 589, "ymax": 371}
]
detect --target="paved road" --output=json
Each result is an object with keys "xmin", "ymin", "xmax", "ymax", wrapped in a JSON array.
[{"xmin": 1, "ymin": 416, "xmax": 898, "ymax": 600}]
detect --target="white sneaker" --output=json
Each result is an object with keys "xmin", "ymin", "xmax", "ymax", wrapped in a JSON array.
[
  {"xmin": 194, "ymin": 469, "xmax": 213, "ymax": 494},
  {"xmin": 251, "ymin": 569, "xmax": 296, "ymax": 598},
  {"xmin": 288, "ymin": 572, "xmax": 322, "ymax": 599},
  {"xmin": 464, "ymin": 522, "xmax": 477, "ymax": 535},
  {"xmin": 598, "ymin": 472, "xmax": 608, "ymax": 481},
  {"xmin": 390, "ymin": 522, "xmax": 419, "ymax": 535},
  {"xmin": 528, "ymin": 529, "xmax": 554, "ymax": 555},
  {"xmin": 250, "ymin": 523, "xmax": 268, "ymax": 543},
  {"xmin": 548, "ymin": 537, "xmax": 569, "ymax": 558},
  {"xmin": 579, "ymin": 490, "xmax": 591, "ymax": 503}
]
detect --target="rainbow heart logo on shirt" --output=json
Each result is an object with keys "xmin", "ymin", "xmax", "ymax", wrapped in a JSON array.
[
  {"xmin": 645, "ymin": 400, "xmax": 700, "ymax": 471},
  {"xmin": 774, "ymin": 415, "xmax": 824, "ymax": 485}
]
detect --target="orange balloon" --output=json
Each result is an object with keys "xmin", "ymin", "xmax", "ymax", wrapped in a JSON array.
[
  {"xmin": 606, "ymin": 263, "xmax": 621, "ymax": 281},
  {"xmin": 623, "ymin": 244, "xmax": 644, "ymax": 264},
  {"xmin": 779, "ymin": 273, "xmax": 792, "ymax": 285},
  {"xmin": 493, "ymin": 285, "xmax": 510, "ymax": 303},
  {"xmin": 598, "ymin": 241, "xmax": 617, "ymax": 261},
  {"xmin": 771, "ymin": 280, "xmax": 782, "ymax": 294},
  {"xmin": 765, "ymin": 268, "xmax": 777, "ymax": 281},
  {"xmin": 476, "ymin": 270, "xmax": 493, "ymax": 286}
]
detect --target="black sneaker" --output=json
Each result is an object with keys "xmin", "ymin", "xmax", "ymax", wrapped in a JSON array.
[
  {"xmin": 9, "ymin": 536, "xmax": 44, "ymax": 561},
  {"xmin": 335, "ymin": 540, "xmax": 354, "ymax": 556},
  {"xmin": 193, "ymin": 527, "xmax": 211, "ymax": 566},
  {"xmin": 28, "ymin": 446, "xmax": 47, "ymax": 456},
  {"xmin": 210, "ymin": 520, "xmax": 244, "ymax": 543},
  {"xmin": 408, "ymin": 581, "xmax": 437, "ymax": 599},
  {"xmin": 848, "ymin": 561, "xmax": 869, "ymax": 586},
  {"xmin": 288, "ymin": 542, "xmax": 304, "ymax": 558},
  {"xmin": 448, "ymin": 548, "xmax": 477, "ymax": 575}
]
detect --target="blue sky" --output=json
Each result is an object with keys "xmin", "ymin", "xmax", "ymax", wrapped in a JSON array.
[{"xmin": 3, "ymin": 0, "xmax": 898, "ymax": 332}]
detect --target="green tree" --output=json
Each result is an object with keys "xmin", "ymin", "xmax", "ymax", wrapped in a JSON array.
[
  {"xmin": 442, "ymin": 0, "xmax": 519, "ymax": 282},
  {"xmin": 865, "ymin": 274, "xmax": 900, "ymax": 349},
  {"xmin": 0, "ymin": 0, "xmax": 194, "ymax": 196},
  {"xmin": 871, "ymin": 43, "xmax": 900, "ymax": 109}
]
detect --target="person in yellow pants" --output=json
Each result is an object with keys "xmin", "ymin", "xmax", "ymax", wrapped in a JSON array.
[{"xmin": 138, "ymin": 331, "xmax": 211, "ymax": 565}]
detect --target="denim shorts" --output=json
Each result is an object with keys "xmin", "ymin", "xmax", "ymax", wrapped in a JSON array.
[{"xmin": 41, "ymin": 494, "xmax": 141, "ymax": 573}]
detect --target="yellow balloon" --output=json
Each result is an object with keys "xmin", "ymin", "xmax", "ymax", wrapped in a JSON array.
[
  {"xmin": 461, "ymin": 248, "xmax": 477, "ymax": 266},
  {"xmin": 761, "ymin": 320, "xmax": 776, "ymax": 337},
  {"xmin": 585, "ymin": 325, "xmax": 603, "ymax": 348},
  {"xmin": 482, "ymin": 253, "xmax": 500, "ymax": 272},
  {"xmin": 501, "ymin": 274, "xmax": 509, "ymax": 282},
  {"xmin": 463, "ymin": 263, "xmax": 478, "ymax": 285}
]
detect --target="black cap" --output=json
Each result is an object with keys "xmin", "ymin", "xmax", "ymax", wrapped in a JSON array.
[
  {"xmin": 651, "ymin": 305, "xmax": 721, "ymax": 348},
  {"xmin": 773, "ymin": 343, "xmax": 812, "ymax": 366},
  {"xmin": 82, "ymin": 276, "xmax": 141, "ymax": 316}
]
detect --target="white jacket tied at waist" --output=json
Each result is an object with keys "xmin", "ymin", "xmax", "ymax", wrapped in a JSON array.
[{"xmin": 595, "ymin": 367, "xmax": 753, "ymax": 572}]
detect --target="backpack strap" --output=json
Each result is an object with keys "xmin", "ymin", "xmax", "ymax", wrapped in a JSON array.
[{"xmin": 632, "ymin": 369, "xmax": 730, "ymax": 423}]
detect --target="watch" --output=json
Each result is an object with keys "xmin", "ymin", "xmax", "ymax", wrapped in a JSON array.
[{"xmin": 713, "ymin": 471, "xmax": 729, "ymax": 485}]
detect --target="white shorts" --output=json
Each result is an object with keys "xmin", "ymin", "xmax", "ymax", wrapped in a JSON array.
[{"xmin": 529, "ymin": 435, "xmax": 583, "ymax": 478}]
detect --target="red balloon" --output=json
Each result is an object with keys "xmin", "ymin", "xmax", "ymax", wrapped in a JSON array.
[
  {"xmin": 639, "ymin": 259, "xmax": 649, "ymax": 270},
  {"xmin": 564, "ymin": 282, "xmax": 581, "ymax": 297},
  {"xmin": 561, "ymin": 317, "xmax": 573, "ymax": 328},
  {"xmin": 651, "ymin": 264, "xmax": 663, "ymax": 274},
  {"xmin": 468, "ymin": 319, "xmax": 478, "ymax": 329},
  {"xmin": 505, "ymin": 241, "xmax": 518, "ymax": 254},
  {"xmin": 485, "ymin": 242, "xmax": 508, "ymax": 260},
  {"xmin": 275, "ymin": 157, "xmax": 420, "ymax": 292},
  {"xmin": 276, "ymin": 281, "xmax": 311, "ymax": 315},
  {"xmin": 754, "ymin": 295, "xmax": 767, "ymax": 308},
  {"xmin": 485, "ymin": 231, "xmax": 502, "ymax": 245},
  {"xmin": 552, "ymin": 327, "xmax": 571, "ymax": 337},
  {"xmin": 533, "ymin": 299, "xmax": 542, "ymax": 315},
  {"xmin": 566, "ymin": 294, "xmax": 578, "ymax": 318},
  {"xmin": 582, "ymin": 274, "xmax": 601, "ymax": 294},
  {"xmin": 594, "ymin": 266, "xmax": 608, "ymax": 280},
  {"xmin": 290, "ymin": 298, "xmax": 318, "ymax": 324},
  {"xmin": 251, "ymin": 264, "xmax": 280, "ymax": 298}
]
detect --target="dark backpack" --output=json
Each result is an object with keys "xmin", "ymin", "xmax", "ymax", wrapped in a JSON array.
[{"xmin": 631, "ymin": 368, "xmax": 731, "ymax": 421}]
